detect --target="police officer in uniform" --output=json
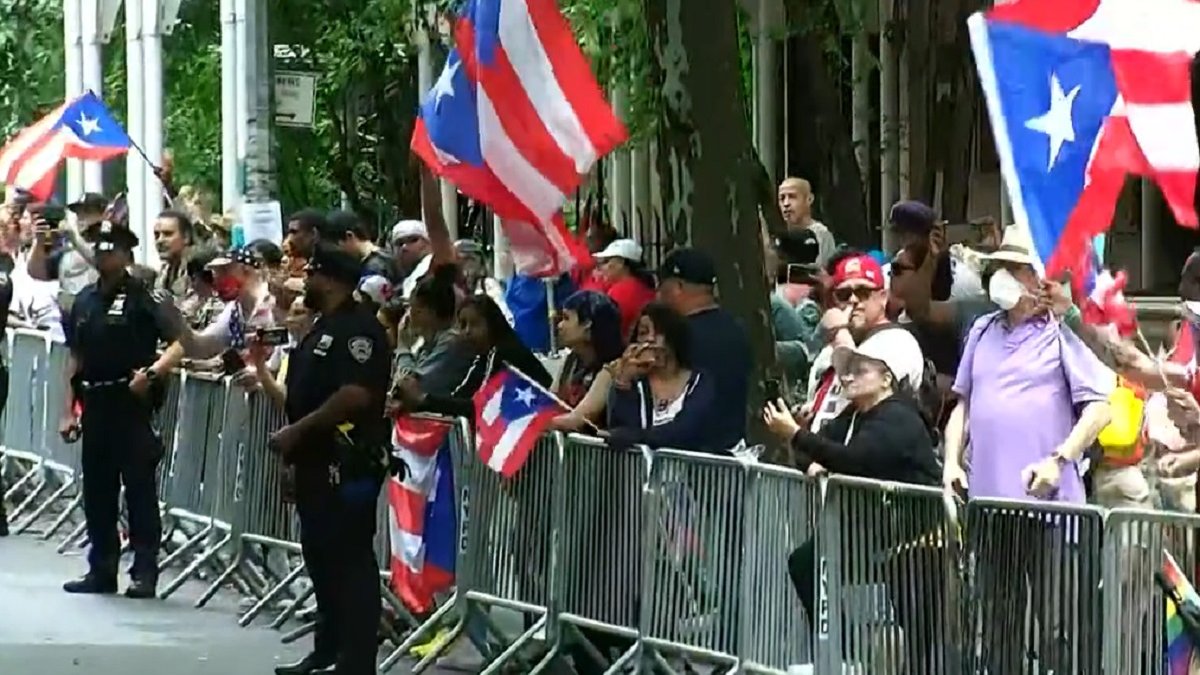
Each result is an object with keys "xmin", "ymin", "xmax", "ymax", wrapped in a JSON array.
[
  {"xmin": 59, "ymin": 223, "xmax": 182, "ymax": 598},
  {"xmin": 270, "ymin": 242, "xmax": 390, "ymax": 675}
]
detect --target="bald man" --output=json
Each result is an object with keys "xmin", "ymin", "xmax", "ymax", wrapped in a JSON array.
[{"xmin": 778, "ymin": 177, "xmax": 836, "ymax": 267}]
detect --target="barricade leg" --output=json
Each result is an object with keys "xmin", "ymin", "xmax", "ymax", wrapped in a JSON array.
[
  {"xmin": 240, "ymin": 560, "xmax": 308, "ymax": 627},
  {"xmin": 56, "ymin": 519, "xmax": 88, "ymax": 553},
  {"xmin": 158, "ymin": 530, "xmax": 233, "ymax": 600},
  {"xmin": 156, "ymin": 520, "xmax": 213, "ymax": 570},
  {"xmin": 13, "ymin": 475, "xmax": 75, "ymax": 534},
  {"xmin": 270, "ymin": 582, "xmax": 315, "ymax": 629},
  {"xmin": 40, "ymin": 491, "xmax": 82, "ymax": 540}
]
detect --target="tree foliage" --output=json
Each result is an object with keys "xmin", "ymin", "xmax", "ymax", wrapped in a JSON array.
[{"xmin": 0, "ymin": 0, "xmax": 65, "ymax": 139}]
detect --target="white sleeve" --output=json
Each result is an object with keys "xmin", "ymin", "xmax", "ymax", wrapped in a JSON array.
[{"xmin": 199, "ymin": 301, "xmax": 234, "ymax": 345}]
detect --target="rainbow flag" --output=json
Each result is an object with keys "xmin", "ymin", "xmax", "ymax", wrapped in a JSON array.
[{"xmin": 1162, "ymin": 550, "xmax": 1199, "ymax": 674}]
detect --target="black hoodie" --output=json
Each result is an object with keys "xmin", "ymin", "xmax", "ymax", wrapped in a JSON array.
[{"xmin": 791, "ymin": 395, "xmax": 940, "ymax": 486}]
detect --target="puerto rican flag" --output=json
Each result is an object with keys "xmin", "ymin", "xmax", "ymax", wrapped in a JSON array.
[
  {"xmin": 387, "ymin": 416, "xmax": 457, "ymax": 613},
  {"xmin": 474, "ymin": 366, "xmax": 565, "ymax": 477},
  {"xmin": 410, "ymin": 0, "xmax": 627, "ymax": 277},
  {"xmin": 0, "ymin": 91, "xmax": 131, "ymax": 200},
  {"xmin": 968, "ymin": 0, "xmax": 1200, "ymax": 280}
]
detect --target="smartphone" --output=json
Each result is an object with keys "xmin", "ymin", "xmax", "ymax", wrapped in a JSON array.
[
  {"xmin": 764, "ymin": 378, "xmax": 782, "ymax": 403},
  {"xmin": 256, "ymin": 326, "xmax": 289, "ymax": 347},
  {"xmin": 220, "ymin": 348, "xmax": 247, "ymax": 375}
]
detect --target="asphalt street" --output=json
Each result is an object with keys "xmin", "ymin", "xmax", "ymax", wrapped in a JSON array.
[{"xmin": 0, "ymin": 534, "xmax": 309, "ymax": 675}]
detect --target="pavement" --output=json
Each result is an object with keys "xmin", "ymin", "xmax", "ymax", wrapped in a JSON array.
[{"xmin": 0, "ymin": 533, "xmax": 309, "ymax": 675}]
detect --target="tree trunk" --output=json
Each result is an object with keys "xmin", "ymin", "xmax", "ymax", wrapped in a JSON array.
[
  {"xmin": 645, "ymin": 0, "xmax": 776, "ymax": 436},
  {"xmin": 780, "ymin": 6, "xmax": 871, "ymax": 248},
  {"xmin": 927, "ymin": 0, "xmax": 984, "ymax": 221}
]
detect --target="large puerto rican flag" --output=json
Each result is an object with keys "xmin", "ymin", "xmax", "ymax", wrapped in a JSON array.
[
  {"xmin": 388, "ymin": 416, "xmax": 457, "ymax": 613},
  {"xmin": 968, "ymin": 0, "xmax": 1200, "ymax": 279},
  {"xmin": 411, "ymin": 0, "xmax": 628, "ymax": 277}
]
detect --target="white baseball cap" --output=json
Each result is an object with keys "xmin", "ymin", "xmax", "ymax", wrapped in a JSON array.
[
  {"xmin": 595, "ymin": 238, "xmax": 643, "ymax": 263},
  {"xmin": 831, "ymin": 327, "xmax": 925, "ymax": 390},
  {"xmin": 390, "ymin": 219, "xmax": 428, "ymax": 242}
]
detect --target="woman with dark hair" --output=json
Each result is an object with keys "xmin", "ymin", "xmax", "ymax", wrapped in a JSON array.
[
  {"xmin": 550, "ymin": 291, "xmax": 624, "ymax": 431},
  {"xmin": 397, "ymin": 292, "xmax": 552, "ymax": 417},
  {"xmin": 605, "ymin": 302, "xmax": 718, "ymax": 453},
  {"xmin": 392, "ymin": 263, "xmax": 476, "ymax": 401}
]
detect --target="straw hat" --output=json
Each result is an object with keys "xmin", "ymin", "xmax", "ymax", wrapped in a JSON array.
[{"xmin": 982, "ymin": 224, "xmax": 1037, "ymax": 266}]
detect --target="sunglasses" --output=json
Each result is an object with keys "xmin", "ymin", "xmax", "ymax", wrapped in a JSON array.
[{"xmin": 833, "ymin": 286, "xmax": 878, "ymax": 304}]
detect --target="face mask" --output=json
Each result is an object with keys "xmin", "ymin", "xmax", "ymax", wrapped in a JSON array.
[
  {"xmin": 988, "ymin": 268, "xmax": 1026, "ymax": 311},
  {"xmin": 213, "ymin": 274, "xmax": 243, "ymax": 301},
  {"xmin": 988, "ymin": 267, "xmax": 1027, "ymax": 309}
]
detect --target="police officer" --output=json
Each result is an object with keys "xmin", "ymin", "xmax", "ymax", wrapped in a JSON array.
[
  {"xmin": 270, "ymin": 242, "xmax": 390, "ymax": 675},
  {"xmin": 0, "ymin": 247, "xmax": 16, "ymax": 536},
  {"xmin": 59, "ymin": 222, "xmax": 182, "ymax": 598}
]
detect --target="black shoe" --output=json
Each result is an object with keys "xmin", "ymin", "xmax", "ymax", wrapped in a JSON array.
[
  {"xmin": 274, "ymin": 653, "xmax": 337, "ymax": 675},
  {"xmin": 124, "ymin": 577, "xmax": 158, "ymax": 599},
  {"xmin": 0, "ymin": 518, "xmax": 9, "ymax": 537},
  {"xmin": 63, "ymin": 573, "xmax": 118, "ymax": 594}
]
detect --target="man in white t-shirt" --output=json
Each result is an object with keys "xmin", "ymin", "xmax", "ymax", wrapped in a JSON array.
[
  {"xmin": 163, "ymin": 246, "xmax": 277, "ymax": 374},
  {"xmin": 779, "ymin": 177, "xmax": 837, "ymax": 267}
]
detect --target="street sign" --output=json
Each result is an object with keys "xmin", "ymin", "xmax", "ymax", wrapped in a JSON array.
[
  {"xmin": 240, "ymin": 200, "xmax": 284, "ymax": 246},
  {"xmin": 274, "ymin": 71, "xmax": 317, "ymax": 129}
]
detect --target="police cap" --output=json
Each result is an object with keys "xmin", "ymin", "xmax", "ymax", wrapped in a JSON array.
[
  {"xmin": 94, "ymin": 221, "xmax": 139, "ymax": 253},
  {"xmin": 306, "ymin": 242, "xmax": 363, "ymax": 286}
]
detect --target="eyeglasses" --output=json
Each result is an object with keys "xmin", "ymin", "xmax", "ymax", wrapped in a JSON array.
[{"xmin": 833, "ymin": 286, "xmax": 878, "ymax": 304}]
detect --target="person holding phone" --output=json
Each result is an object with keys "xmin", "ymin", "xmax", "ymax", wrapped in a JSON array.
[
  {"xmin": 58, "ymin": 223, "xmax": 183, "ymax": 598},
  {"xmin": 161, "ymin": 245, "xmax": 279, "ymax": 379}
]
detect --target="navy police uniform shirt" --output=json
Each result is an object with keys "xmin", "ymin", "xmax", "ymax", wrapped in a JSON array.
[
  {"xmin": 286, "ymin": 299, "xmax": 390, "ymax": 463},
  {"xmin": 65, "ymin": 274, "xmax": 180, "ymax": 381}
]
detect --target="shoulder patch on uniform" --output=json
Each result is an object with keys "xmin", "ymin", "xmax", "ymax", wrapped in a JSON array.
[{"xmin": 348, "ymin": 336, "xmax": 373, "ymax": 364}]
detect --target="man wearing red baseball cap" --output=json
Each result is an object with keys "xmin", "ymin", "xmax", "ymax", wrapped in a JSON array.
[{"xmin": 804, "ymin": 250, "xmax": 926, "ymax": 435}]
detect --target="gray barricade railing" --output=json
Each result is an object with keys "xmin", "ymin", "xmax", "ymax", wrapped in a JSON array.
[
  {"xmin": 1101, "ymin": 507, "xmax": 1200, "ymax": 675},
  {"xmin": 962, "ymin": 497, "xmax": 1105, "ymax": 675},
  {"xmin": 816, "ymin": 475, "xmax": 955, "ymax": 675},
  {"xmin": 739, "ymin": 462, "xmax": 821, "ymax": 673},
  {"xmin": 2, "ymin": 330, "xmax": 59, "ymax": 530},
  {"xmin": 640, "ymin": 449, "xmax": 747, "ymax": 670}
]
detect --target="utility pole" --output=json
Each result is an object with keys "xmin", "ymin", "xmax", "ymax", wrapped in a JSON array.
[
  {"xmin": 241, "ymin": 0, "xmax": 274, "ymax": 202},
  {"xmin": 64, "ymin": 0, "xmax": 84, "ymax": 200}
]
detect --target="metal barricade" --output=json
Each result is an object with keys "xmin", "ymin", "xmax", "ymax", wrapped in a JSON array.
[
  {"xmin": 962, "ymin": 498, "xmax": 1104, "ymax": 675},
  {"xmin": 639, "ymin": 449, "xmax": 747, "ymax": 671},
  {"xmin": 1102, "ymin": 508, "xmax": 1200, "ymax": 675},
  {"xmin": 816, "ymin": 475, "xmax": 955, "ymax": 675},
  {"xmin": 2, "ymin": 331, "xmax": 53, "ymax": 525},
  {"xmin": 539, "ymin": 435, "xmax": 650, "ymax": 674},
  {"xmin": 739, "ymin": 463, "xmax": 821, "ymax": 674}
]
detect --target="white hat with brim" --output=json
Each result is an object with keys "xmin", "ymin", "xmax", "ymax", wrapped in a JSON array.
[
  {"xmin": 595, "ymin": 238, "xmax": 643, "ymax": 263},
  {"xmin": 981, "ymin": 224, "xmax": 1037, "ymax": 266},
  {"xmin": 830, "ymin": 328, "xmax": 924, "ymax": 390}
]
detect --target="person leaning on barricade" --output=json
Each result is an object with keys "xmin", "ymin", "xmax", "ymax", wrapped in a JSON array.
[
  {"xmin": 160, "ymin": 244, "xmax": 279, "ymax": 379},
  {"xmin": 58, "ymin": 222, "xmax": 184, "ymax": 599},
  {"xmin": 240, "ymin": 242, "xmax": 392, "ymax": 675},
  {"xmin": 763, "ymin": 334, "xmax": 943, "ymax": 672},
  {"xmin": 548, "ymin": 290, "xmax": 624, "ymax": 432}
]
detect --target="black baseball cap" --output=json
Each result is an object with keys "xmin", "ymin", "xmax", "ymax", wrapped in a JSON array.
[
  {"xmin": 774, "ymin": 229, "xmax": 820, "ymax": 266},
  {"xmin": 306, "ymin": 242, "xmax": 363, "ymax": 286},
  {"xmin": 889, "ymin": 200, "xmax": 937, "ymax": 234},
  {"xmin": 67, "ymin": 192, "xmax": 108, "ymax": 214},
  {"xmin": 207, "ymin": 246, "xmax": 265, "ymax": 270},
  {"xmin": 660, "ymin": 248, "xmax": 717, "ymax": 287},
  {"xmin": 94, "ymin": 221, "xmax": 139, "ymax": 252}
]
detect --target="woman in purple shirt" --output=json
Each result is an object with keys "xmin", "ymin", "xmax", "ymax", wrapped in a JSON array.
[{"xmin": 942, "ymin": 226, "xmax": 1112, "ymax": 675}]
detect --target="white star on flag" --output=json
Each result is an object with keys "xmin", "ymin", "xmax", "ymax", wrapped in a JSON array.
[
  {"xmin": 77, "ymin": 113, "xmax": 101, "ymax": 137},
  {"xmin": 1024, "ymin": 73, "xmax": 1081, "ymax": 172},
  {"xmin": 514, "ymin": 387, "xmax": 536, "ymax": 407},
  {"xmin": 430, "ymin": 60, "xmax": 459, "ymax": 111}
]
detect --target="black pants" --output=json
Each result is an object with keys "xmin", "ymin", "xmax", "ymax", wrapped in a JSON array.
[
  {"xmin": 295, "ymin": 465, "xmax": 382, "ymax": 675},
  {"xmin": 80, "ymin": 388, "xmax": 162, "ymax": 579},
  {"xmin": 0, "ymin": 364, "xmax": 9, "ymax": 528},
  {"xmin": 788, "ymin": 535, "xmax": 945, "ymax": 674}
]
